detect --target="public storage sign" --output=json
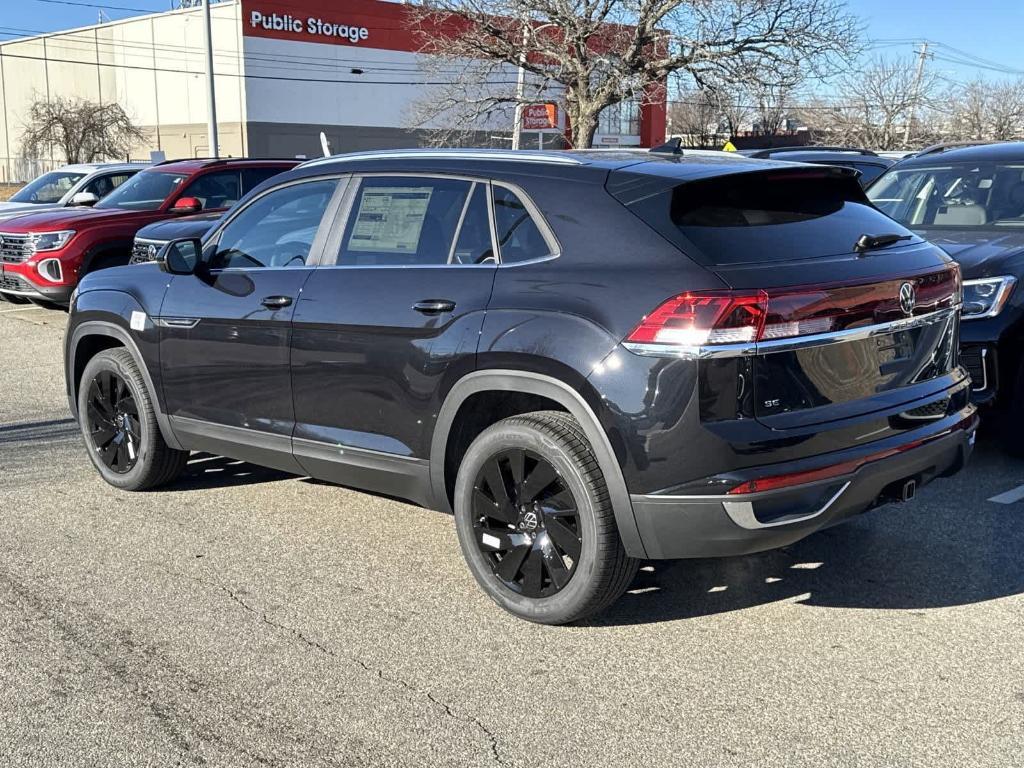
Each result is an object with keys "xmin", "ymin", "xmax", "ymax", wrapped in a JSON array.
[
  {"xmin": 249, "ymin": 10, "xmax": 369, "ymax": 44},
  {"xmin": 522, "ymin": 103, "xmax": 559, "ymax": 131}
]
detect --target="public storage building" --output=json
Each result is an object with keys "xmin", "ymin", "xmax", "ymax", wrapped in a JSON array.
[{"xmin": 0, "ymin": 0, "xmax": 667, "ymax": 179}]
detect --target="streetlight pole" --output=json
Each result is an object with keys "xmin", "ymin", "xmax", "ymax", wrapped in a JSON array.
[{"xmin": 202, "ymin": 0, "xmax": 220, "ymax": 158}]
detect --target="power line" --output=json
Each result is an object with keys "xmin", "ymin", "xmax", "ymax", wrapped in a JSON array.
[
  {"xmin": 31, "ymin": 0, "xmax": 160, "ymax": 12},
  {"xmin": 0, "ymin": 48, "xmax": 529, "ymax": 87}
]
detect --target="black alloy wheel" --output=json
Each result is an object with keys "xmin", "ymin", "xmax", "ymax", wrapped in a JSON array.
[
  {"xmin": 472, "ymin": 447, "xmax": 583, "ymax": 598},
  {"xmin": 85, "ymin": 369, "xmax": 142, "ymax": 474}
]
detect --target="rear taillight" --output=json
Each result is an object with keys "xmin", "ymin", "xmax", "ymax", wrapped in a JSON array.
[
  {"xmin": 625, "ymin": 292, "xmax": 766, "ymax": 346},
  {"xmin": 626, "ymin": 267, "xmax": 960, "ymax": 353}
]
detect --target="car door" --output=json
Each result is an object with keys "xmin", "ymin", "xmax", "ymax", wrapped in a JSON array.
[
  {"xmin": 158, "ymin": 176, "xmax": 344, "ymax": 472},
  {"xmin": 290, "ymin": 174, "xmax": 498, "ymax": 503}
]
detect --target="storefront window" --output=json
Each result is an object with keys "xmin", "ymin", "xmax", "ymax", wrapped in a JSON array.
[{"xmin": 597, "ymin": 98, "xmax": 641, "ymax": 137}]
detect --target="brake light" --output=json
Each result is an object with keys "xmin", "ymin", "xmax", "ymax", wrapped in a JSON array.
[
  {"xmin": 625, "ymin": 292, "xmax": 766, "ymax": 346},
  {"xmin": 626, "ymin": 267, "xmax": 960, "ymax": 351}
]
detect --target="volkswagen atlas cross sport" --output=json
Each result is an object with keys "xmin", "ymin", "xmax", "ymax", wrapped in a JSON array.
[
  {"xmin": 64, "ymin": 148, "xmax": 976, "ymax": 624},
  {"xmin": 0, "ymin": 158, "xmax": 297, "ymax": 305},
  {"xmin": 867, "ymin": 141, "xmax": 1024, "ymax": 453}
]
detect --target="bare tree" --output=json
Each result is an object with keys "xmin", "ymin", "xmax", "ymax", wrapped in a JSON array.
[
  {"xmin": 21, "ymin": 96, "xmax": 146, "ymax": 164},
  {"xmin": 949, "ymin": 79, "xmax": 1024, "ymax": 141},
  {"xmin": 409, "ymin": 0, "xmax": 861, "ymax": 149},
  {"xmin": 669, "ymin": 87, "xmax": 722, "ymax": 147},
  {"xmin": 816, "ymin": 56, "xmax": 940, "ymax": 150}
]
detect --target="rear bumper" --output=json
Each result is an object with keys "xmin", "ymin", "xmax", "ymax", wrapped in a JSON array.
[{"xmin": 631, "ymin": 410, "xmax": 977, "ymax": 559}]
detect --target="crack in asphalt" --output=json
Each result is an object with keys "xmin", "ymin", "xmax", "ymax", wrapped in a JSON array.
[{"xmin": 167, "ymin": 567, "xmax": 508, "ymax": 767}]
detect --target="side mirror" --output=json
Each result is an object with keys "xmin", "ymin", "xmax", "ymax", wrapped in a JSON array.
[
  {"xmin": 172, "ymin": 196, "xmax": 203, "ymax": 214},
  {"xmin": 70, "ymin": 191, "xmax": 99, "ymax": 206},
  {"xmin": 157, "ymin": 237, "xmax": 202, "ymax": 275}
]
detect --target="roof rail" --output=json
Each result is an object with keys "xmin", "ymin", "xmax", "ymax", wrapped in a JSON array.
[
  {"xmin": 299, "ymin": 148, "xmax": 584, "ymax": 169},
  {"xmin": 749, "ymin": 146, "xmax": 879, "ymax": 159},
  {"xmin": 912, "ymin": 140, "xmax": 999, "ymax": 157}
]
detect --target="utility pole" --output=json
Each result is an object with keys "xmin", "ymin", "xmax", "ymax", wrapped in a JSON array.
[
  {"xmin": 904, "ymin": 41, "xmax": 929, "ymax": 147},
  {"xmin": 511, "ymin": 25, "xmax": 528, "ymax": 150},
  {"xmin": 202, "ymin": 0, "xmax": 220, "ymax": 158}
]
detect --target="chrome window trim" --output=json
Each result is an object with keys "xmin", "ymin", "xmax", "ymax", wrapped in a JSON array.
[
  {"xmin": 624, "ymin": 305, "xmax": 961, "ymax": 360},
  {"xmin": 491, "ymin": 180, "xmax": 562, "ymax": 265},
  {"xmin": 325, "ymin": 172, "xmax": 507, "ymax": 268}
]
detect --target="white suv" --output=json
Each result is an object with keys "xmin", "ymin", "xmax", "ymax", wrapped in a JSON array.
[{"xmin": 0, "ymin": 163, "xmax": 147, "ymax": 222}]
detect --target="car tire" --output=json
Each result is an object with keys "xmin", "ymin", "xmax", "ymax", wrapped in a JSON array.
[
  {"xmin": 77, "ymin": 347, "xmax": 189, "ymax": 490},
  {"xmin": 453, "ymin": 410, "xmax": 639, "ymax": 624}
]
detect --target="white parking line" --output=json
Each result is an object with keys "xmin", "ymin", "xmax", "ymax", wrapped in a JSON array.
[
  {"xmin": 988, "ymin": 484, "xmax": 1024, "ymax": 504},
  {"xmin": 0, "ymin": 306, "xmax": 38, "ymax": 314}
]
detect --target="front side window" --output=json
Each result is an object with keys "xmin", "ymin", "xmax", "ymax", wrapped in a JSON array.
[
  {"xmin": 207, "ymin": 180, "xmax": 337, "ymax": 270},
  {"xmin": 338, "ymin": 176, "xmax": 492, "ymax": 266},
  {"xmin": 492, "ymin": 186, "xmax": 552, "ymax": 263},
  {"xmin": 10, "ymin": 171, "xmax": 86, "ymax": 204},
  {"xmin": 180, "ymin": 171, "xmax": 242, "ymax": 210},
  {"xmin": 868, "ymin": 161, "xmax": 1024, "ymax": 228},
  {"xmin": 95, "ymin": 171, "xmax": 187, "ymax": 211}
]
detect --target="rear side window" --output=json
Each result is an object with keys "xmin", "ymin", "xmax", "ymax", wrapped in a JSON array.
[
  {"xmin": 338, "ymin": 176, "xmax": 491, "ymax": 266},
  {"xmin": 492, "ymin": 186, "xmax": 552, "ymax": 263},
  {"xmin": 242, "ymin": 167, "xmax": 286, "ymax": 193},
  {"xmin": 613, "ymin": 169, "xmax": 913, "ymax": 266},
  {"xmin": 181, "ymin": 171, "xmax": 242, "ymax": 210},
  {"xmin": 84, "ymin": 172, "xmax": 134, "ymax": 199}
]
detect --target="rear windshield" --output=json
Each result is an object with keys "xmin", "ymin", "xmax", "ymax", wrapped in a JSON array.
[{"xmin": 612, "ymin": 168, "xmax": 913, "ymax": 266}]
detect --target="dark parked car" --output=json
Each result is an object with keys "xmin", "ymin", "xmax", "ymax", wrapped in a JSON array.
[
  {"xmin": 867, "ymin": 141, "xmax": 1024, "ymax": 450},
  {"xmin": 65, "ymin": 148, "xmax": 975, "ymax": 623},
  {"xmin": 745, "ymin": 146, "xmax": 895, "ymax": 187},
  {"xmin": 130, "ymin": 211, "xmax": 222, "ymax": 264}
]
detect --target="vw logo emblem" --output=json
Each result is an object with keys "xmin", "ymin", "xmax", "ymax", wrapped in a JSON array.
[
  {"xmin": 522, "ymin": 510, "xmax": 540, "ymax": 531},
  {"xmin": 898, "ymin": 282, "xmax": 916, "ymax": 315}
]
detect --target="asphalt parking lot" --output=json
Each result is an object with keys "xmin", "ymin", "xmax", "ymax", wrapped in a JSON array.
[{"xmin": 1, "ymin": 302, "xmax": 1022, "ymax": 768}]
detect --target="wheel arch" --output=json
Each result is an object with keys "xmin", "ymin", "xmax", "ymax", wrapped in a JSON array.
[
  {"xmin": 67, "ymin": 320, "xmax": 183, "ymax": 450},
  {"xmin": 430, "ymin": 369, "xmax": 647, "ymax": 558}
]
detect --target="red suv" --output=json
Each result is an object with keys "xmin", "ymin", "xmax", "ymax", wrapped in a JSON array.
[{"xmin": 0, "ymin": 158, "xmax": 298, "ymax": 305}]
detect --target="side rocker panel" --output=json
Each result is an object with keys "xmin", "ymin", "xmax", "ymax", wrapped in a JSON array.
[{"xmin": 430, "ymin": 370, "xmax": 648, "ymax": 559}]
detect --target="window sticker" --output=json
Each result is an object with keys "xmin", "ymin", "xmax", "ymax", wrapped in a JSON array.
[{"xmin": 349, "ymin": 186, "xmax": 433, "ymax": 253}]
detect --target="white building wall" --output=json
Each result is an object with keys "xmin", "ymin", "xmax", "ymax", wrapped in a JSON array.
[{"xmin": 0, "ymin": 1, "xmax": 246, "ymax": 181}]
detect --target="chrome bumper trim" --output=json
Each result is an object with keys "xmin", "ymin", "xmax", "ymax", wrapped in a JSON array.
[{"xmin": 624, "ymin": 306, "xmax": 961, "ymax": 360}]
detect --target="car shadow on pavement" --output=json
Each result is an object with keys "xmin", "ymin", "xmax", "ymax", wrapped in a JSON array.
[
  {"xmin": 169, "ymin": 452, "xmax": 296, "ymax": 490},
  {"xmin": 590, "ymin": 495, "xmax": 1024, "ymax": 627}
]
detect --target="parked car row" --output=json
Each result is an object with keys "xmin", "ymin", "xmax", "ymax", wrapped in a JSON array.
[
  {"xmin": 0, "ymin": 158, "xmax": 298, "ymax": 304},
  {"xmin": 63, "ymin": 146, "xmax": 977, "ymax": 624}
]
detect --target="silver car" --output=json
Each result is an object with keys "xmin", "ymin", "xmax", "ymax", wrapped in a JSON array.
[{"xmin": 0, "ymin": 163, "xmax": 147, "ymax": 222}]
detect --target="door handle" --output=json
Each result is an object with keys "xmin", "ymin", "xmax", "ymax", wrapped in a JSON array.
[
  {"xmin": 261, "ymin": 295, "xmax": 293, "ymax": 309},
  {"xmin": 413, "ymin": 299, "xmax": 456, "ymax": 314}
]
